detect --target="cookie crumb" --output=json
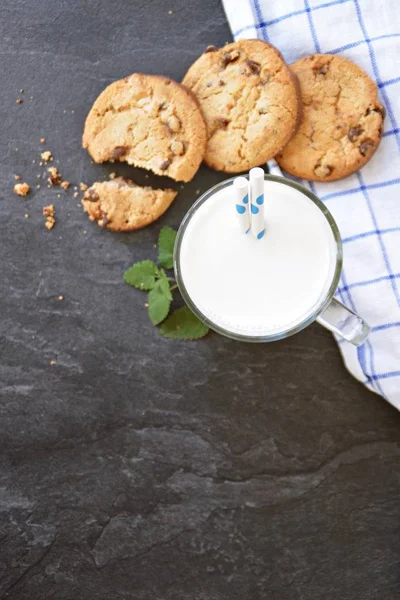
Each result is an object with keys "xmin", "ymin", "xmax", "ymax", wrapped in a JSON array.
[
  {"xmin": 196, "ymin": 189, "xmax": 200, "ymax": 194},
  {"xmin": 14, "ymin": 182, "xmax": 30, "ymax": 196},
  {"xmin": 40, "ymin": 137, "xmax": 46, "ymax": 143},
  {"xmin": 79, "ymin": 182, "xmax": 88, "ymax": 191},
  {"xmin": 39, "ymin": 161, "xmax": 43, "ymax": 166},
  {"xmin": 168, "ymin": 10, "xmax": 173, "ymax": 14},
  {"xmin": 43, "ymin": 204, "xmax": 55, "ymax": 229},
  {"xmin": 36, "ymin": 184, "xmax": 41, "ymax": 189},
  {"xmin": 41, "ymin": 150, "xmax": 52, "ymax": 162},
  {"xmin": 24, "ymin": 213, "xmax": 29, "ymax": 218},
  {"xmin": 45, "ymin": 220, "xmax": 55, "ymax": 230},
  {"xmin": 60, "ymin": 181, "xmax": 70, "ymax": 191},
  {"xmin": 145, "ymin": 302, "xmax": 149, "ymax": 307},
  {"xmin": 19, "ymin": 88, "xmax": 24, "ymax": 94},
  {"xmin": 109, "ymin": 172, "xmax": 116, "ymax": 179},
  {"xmin": 14, "ymin": 174, "xmax": 21, "ymax": 181},
  {"xmin": 58, "ymin": 295, "xmax": 64, "ymax": 301},
  {"xmin": 43, "ymin": 204, "xmax": 54, "ymax": 217},
  {"xmin": 73, "ymin": 191, "xmax": 79, "ymax": 198},
  {"xmin": 16, "ymin": 98, "xmax": 23, "ymax": 104},
  {"xmin": 48, "ymin": 166, "xmax": 62, "ymax": 185},
  {"xmin": 57, "ymin": 193, "xmax": 61, "ymax": 198},
  {"xmin": 50, "ymin": 360, "xmax": 56, "ymax": 366}
]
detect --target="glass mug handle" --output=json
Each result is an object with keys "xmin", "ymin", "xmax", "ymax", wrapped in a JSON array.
[{"xmin": 316, "ymin": 297, "xmax": 370, "ymax": 346}]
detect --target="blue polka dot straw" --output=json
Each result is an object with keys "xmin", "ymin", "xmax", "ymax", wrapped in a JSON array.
[
  {"xmin": 250, "ymin": 167, "xmax": 265, "ymax": 240},
  {"xmin": 233, "ymin": 176, "xmax": 250, "ymax": 233}
]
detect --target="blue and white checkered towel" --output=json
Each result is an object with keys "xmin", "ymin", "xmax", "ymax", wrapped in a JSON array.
[{"xmin": 222, "ymin": 0, "xmax": 400, "ymax": 409}]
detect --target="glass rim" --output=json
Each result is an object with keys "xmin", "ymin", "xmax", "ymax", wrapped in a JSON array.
[{"xmin": 174, "ymin": 174, "xmax": 343, "ymax": 343}]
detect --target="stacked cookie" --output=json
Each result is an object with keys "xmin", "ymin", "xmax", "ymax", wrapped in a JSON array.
[
  {"xmin": 276, "ymin": 54, "xmax": 384, "ymax": 181},
  {"xmin": 82, "ymin": 40, "xmax": 384, "ymax": 231}
]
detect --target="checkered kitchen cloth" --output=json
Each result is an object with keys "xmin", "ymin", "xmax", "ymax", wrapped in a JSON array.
[{"xmin": 222, "ymin": 0, "xmax": 400, "ymax": 409}]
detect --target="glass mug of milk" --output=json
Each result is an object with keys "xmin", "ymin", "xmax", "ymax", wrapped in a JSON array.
[{"xmin": 174, "ymin": 175, "xmax": 370, "ymax": 345}]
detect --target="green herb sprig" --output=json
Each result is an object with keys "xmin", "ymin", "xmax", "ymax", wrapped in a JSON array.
[{"xmin": 123, "ymin": 227, "xmax": 209, "ymax": 340}]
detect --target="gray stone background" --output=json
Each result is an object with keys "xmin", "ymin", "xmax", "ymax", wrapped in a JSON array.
[{"xmin": 0, "ymin": 1, "xmax": 399, "ymax": 598}]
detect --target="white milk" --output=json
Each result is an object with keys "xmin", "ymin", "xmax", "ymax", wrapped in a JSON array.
[{"xmin": 178, "ymin": 180, "xmax": 338, "ymax": 338}]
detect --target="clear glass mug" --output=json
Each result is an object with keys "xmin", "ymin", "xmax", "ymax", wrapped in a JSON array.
[{"xmin": 174, "ymin": 175, "xmax": 370, "ymax": 346}]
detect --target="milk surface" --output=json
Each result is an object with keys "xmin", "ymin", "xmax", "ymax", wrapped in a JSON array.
[{"xmin": 179, "ymin": 181, "xmax": 337, "ymax": 337}]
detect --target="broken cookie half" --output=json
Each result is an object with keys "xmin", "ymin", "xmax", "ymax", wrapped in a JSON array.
[
  {"xmin": 82, "ymin": 177, "xmax": 177, "ymax": 232},
  {"xmin": 82, "ymin": 73, "xmax": 207, "ymax": 183}
]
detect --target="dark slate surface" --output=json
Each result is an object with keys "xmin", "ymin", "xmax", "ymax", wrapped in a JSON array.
[{"xmin": 0, "ymin": 1, "xmax": 399, "ymax": 598}]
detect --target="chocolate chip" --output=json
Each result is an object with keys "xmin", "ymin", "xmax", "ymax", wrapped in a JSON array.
[
  {"xmin": 159, "ymin": 101, "xmax": 167, "ymax": 110},
  {"xmin": 112, "ymin": 146, "xmax": 128, "ymax": 160},
  {"xmin": 359, "ymin": 140, "xmax": 374, "ymax": 156},
  {"xmin": 219, "ymin": 80, "xmax": 225, "ymax": 86},
  {"xmin": 221, "ymin": 50, "xmax": 240, "ymax": 68},
  {"xmin": 48, "ymin": 169, "xmax": 62, "ymax": 185},
  {"xmin": 216, "ymin": 117, "xmax": 230, "ymax": 129},
  {"xmin": 366, "ymin": 105, "xmax": 386, "ymax": 118},
  {"xmin": 159, "ymin": 158, "xmax": 171, "ymax": 170},
  {"xmin": 314, "ymin": 164, "xmax": 333, "ymax": 178},
  {"xmin": 314, "ymin": 64, "xmax": 328, "ymax": 75},
  {"xmin": 246, "ymin": 59, "xmax": 261, "ymax": 75},
  {"xmin": 348, "ymin": 126, "xmax": 363, "ymax": 142},
  {"xmin": 205, "ymin": 45, "xmax": 218, "ymax": 53},
  {"xmin": 86, "ymin": 189, "xmax": 99, "ymax": 202}
]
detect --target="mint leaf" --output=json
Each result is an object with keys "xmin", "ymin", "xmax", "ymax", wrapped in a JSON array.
[
  {"xmin": 158, "ymin": 226, "xmax": 177, "ymax": 269},
  {"xmin": 148, "ymin": 279, "xmax": 171, "ymax": 325},
  {"xmin": 160, "ymin": 306, "xmax": 209, "ymax": 340},
  {"xmin": 124, "ymin": 260, "xmax": 158, "ymax": 290},
  {"xmin": 158, "ymin": 269, "xmax": 173, "ymax": 300}
]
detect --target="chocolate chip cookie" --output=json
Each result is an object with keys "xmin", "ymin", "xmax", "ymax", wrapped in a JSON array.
[
  {"xmin": 182, "ymin": 39, "xmax": 301, "ymax": 173},
  {"xmin": 82, "ymin": 177, "xmax": 177, "ymax": 232},
  {"xmin": 276, "ymin": 54, "xmax": 385, "ymax": 181},
  {"xmin": 82, "ymin": 74, "xmax": 207, "ymax": 182}
]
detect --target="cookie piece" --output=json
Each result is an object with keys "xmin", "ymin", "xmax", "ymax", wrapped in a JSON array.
[
  {"xmin": 182, "ymin": 39, "xmax": 300, "ymax": 173},
  {"xmin": 13, "ymin": 182, "xmax": 30, "ymax": 196},
  {"xmin": 82, "ymin": 177, "xmax": 177, "ymax": 232},
  {"xmin": 276, "ymin": 54, "xmax": 385, "ymax": 182},
  {"xmin": 82, "ymin": 74, "xmax": 207, "ymax": 182}
]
